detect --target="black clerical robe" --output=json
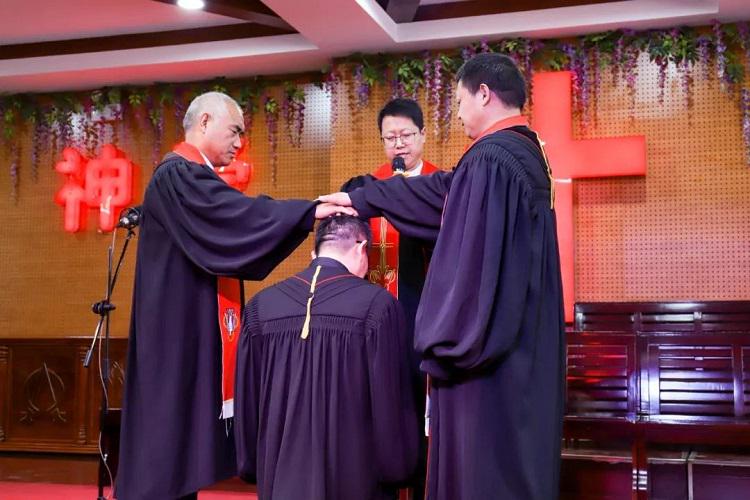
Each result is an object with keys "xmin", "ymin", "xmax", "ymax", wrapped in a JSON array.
[
  {"xmin": 116, "ymin": 152, "xmax": 316, "ymax": 500},
  {"xmin": 235, "ymin": 257, "xmax": 419, "ymax": 500},
  {"xmin": 349, "ymin": 125, "xmax": 566, "ymax": 500}
]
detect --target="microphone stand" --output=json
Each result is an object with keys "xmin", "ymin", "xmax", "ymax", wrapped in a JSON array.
[{"xmin": 84, "ymin": 224, "xmax": 137, "ymax": 500}]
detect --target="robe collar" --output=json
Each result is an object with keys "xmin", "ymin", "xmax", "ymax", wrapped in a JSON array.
[
  {"xmin": 467, "ymin": 114, "xmax": 529, "ymax": 150},
  {"xmin": 173, "ymin": 142, "xmax": 211, "ymax": 167}
]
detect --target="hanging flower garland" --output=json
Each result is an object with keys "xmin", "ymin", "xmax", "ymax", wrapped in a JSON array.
[
  {"xmin": 282, "ymin": 82, "xmax": 306, "ymax": 148},
  {"xmin": 7, "ymin": 21, "xmax": 750, "ymax": 199},
  {"xmin": 431, "ymin": 54, "xmax": 444, "ymax": 139},
  {"xmin": 264, "ymin": 95, "xmax": 280, "ymax": 185},
  {"xmin": 742, "ymin": 88, "xmax": 750, "ymax": 163},
  {"xmin": 238, "ymin": 81, "xmax": 262, "ymax": 144},
  {"xmin": 322, "ymin": 68, "xmax": 342, "ymax": 129},
  {"xmin": 9, "ymin": 142, "xmax": 20, "ymax": 204}
]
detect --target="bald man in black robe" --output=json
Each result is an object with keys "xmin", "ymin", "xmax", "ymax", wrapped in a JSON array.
[
  {"xmin": 116, "ymin": 92, "xmax": 353, "ymax": 500},
  {"xmin": 235, "ymin": 215, "xmax": 419, "ymax": 500}
]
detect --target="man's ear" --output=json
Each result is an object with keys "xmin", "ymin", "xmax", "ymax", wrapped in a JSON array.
[
  {"xmin": 200, "ymin": 112, "xmax": 211, "ymax": 132},
  {"xmin": 310, "ymin": 249, "xmax": 317, "ymax": 260},
  {"xmin": 479, "ymin": 83, "xmax": 491, "ymax": 106}
]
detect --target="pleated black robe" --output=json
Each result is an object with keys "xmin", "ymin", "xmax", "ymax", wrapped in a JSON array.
[
  {"xmin": 348, "ymin": 127, "xmax": 566, "ymax": 500},
  {"xmin": 115, "ymin": 153, "xmax": 316, "ymax": 499},
  {"xmin": 235, "ymin": 257, "xmax": 419, "ymax": 500}
]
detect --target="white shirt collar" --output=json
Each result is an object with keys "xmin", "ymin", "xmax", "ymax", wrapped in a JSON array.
[
  {"xmin": 198, "ymin": 150, "xmax": 214, "ymax": 170},
  {"xmin": 404, "ymin": 159, "xmax": 423, "ymax": 177}
]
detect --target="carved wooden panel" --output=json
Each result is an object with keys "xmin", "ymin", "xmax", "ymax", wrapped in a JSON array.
[{"xmin": 0, "ymin": 337, "xmax": 127, "ymax": 453}]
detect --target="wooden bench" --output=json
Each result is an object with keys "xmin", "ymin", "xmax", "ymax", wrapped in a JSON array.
[{"xmin": 564, "ymin": 302, "xmax": 750, "ymax": 499}]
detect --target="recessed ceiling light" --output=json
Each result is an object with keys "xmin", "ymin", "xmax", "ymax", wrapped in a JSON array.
[{"xmin": 177, "ymin": 0, "xmax": 205, "ymax": 10}]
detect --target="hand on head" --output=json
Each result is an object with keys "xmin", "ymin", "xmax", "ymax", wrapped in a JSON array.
[
  {"xmin": 316, "ymin": 192, "xmax": 352, "ymax": 207},
  {"xmin": 315, "ymin": 201, "xmax": 357, "ymax": 220}
]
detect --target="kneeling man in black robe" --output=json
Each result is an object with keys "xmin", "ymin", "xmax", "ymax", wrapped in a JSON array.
[{"xmin": 235, "ymin": 215, "xmax": 419, "ymax": 500}]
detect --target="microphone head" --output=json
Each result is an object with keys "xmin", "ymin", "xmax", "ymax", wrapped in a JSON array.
[
  {"xmin": 117, "ymin": 206, "xmax": 142, "ymax": 229},
  {"xmin": 392, "ymin": 156, "xmax": 406, "ymax": 173}
]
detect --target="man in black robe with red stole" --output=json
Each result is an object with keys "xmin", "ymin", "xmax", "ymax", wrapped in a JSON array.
[
  {"xmin": 235, "ymin": 215, "xmax": 419, "ymax": 500},
  {"xmin": 116, "ymin": 92, "xmax": 354, "ymax": 500},
  {"xmin": 341, "ymin": 99, "xmax": 438, "ymax": 499},
  {"xmin": 320, "ymin": 54, "xmax": 565, "ymax": 500}
]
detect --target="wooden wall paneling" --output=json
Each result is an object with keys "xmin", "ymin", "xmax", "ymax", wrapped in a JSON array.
[{"xmin": 0, "ymin": 345, "xmax": 8, "ymax": 443}]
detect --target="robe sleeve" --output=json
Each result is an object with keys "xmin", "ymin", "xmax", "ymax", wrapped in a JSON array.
[
  {"xmin": 349, "ymin": 170, "xmax": 453, "ymax": 242},
  {"xmin": 340, "ymin": 173, "xmax": 377, "ymax": 192},
  {"xmin": 365, "ymin": 291, "xmax": 419, "ymax": 484},
  {"xmin": 234, "ymin": 296, "xmax": 261, "ymax": 483},
  {"xmin": 148, "ymin": 159, "xmax": 315, "ymax": 280},
  {"xmin": 415, "ymin": 145, "xmax": 535, "ymax": 379}
]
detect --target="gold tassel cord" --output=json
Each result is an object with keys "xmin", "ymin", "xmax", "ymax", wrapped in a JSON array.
[
  {"xmin": 300, "ymin": 265, "xmax": 322, "ymax": 340},
  {"xmin": 533, "ymin": 132, "xmax": 556, "ymax": 210}
]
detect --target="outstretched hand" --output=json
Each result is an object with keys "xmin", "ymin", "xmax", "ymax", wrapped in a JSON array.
[
  {"xmin": 315, "ymin": 202, "xmax": 358, "ymax": 220},
  {"xmin": 316, "ymin": 192, "xmax": 352, "ymax": 207}
]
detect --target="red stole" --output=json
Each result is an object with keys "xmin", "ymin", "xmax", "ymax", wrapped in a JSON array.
[
  {"xmin": 367, "ymin": 160, "xmax": 438, "ymax": 298},
  {"xmin": 172, "ymin": 142, "xmax": 242, "ymax": 419}
]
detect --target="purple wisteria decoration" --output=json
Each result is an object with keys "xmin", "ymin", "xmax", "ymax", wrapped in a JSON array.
[
  {"xmin": 461, "ymin": 45, "xmax": 476, "ymax": 62},
  {"xmin": 423, "ymin": 54, "xmax": 434, "ymax": 105},
  {"xmin": 679, "ymin": 58, "xmax": 694, "ymax": 110},
  {"xmin": 439, "ymin": 82, "xmax": 453, "ymax": 143},
  {"xmin": 612, "ymin": 35, "xmax": 625, "ymax": 84},
  {"xmin": 697, "ymin": 35, "xmax": 712, "ymax": 81},
  {"xmin": 31, "ymin": 116, "xmax": 47, "ymax": 182},
  {"xmin": 742, "ymin": 88, "xmax": 750, "ymax": 165},
  {"xmin": 323, "ymin": 69, "xmax": 342, "ymax": 128},
  {"xmin": 353, "ymin": 64, "xmax": 370, "ymax": 108},
  {"xmin": 174, "ymin": 94, "xmax": 187, "ymax": 140},
  {"xmin": 432, "ymin": 55, "xmax": 444, "ymax": 138},
  {"xmin": 59, "ymin": 110, "xmax": 74, "ymax": 155},
  {"xmin": 264, "ymin": 95, "xmax": 280, "ymax": 186},
  {"xmin": 656, "ymin": 56, "xmax": 669, "ymax": 105},
  {"xmin": 9, "ymin": 142, "xmax": 20, "ymax": 203},
  {"xmin": 282, "ymin": 84, "xmax": 306, "ymax": 148},
  {"xmin": 713, "ymin": 20, "xmax": 727, "ymax": 88},
  {"xmin": 562, "ymin": 44, "xmax": 584, "ymax": 118},
  {"xmin": 147, "ymin": 97, "xmax": 164, "ymax": 165}
]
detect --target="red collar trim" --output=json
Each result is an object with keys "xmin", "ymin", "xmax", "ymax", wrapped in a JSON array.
[
  {"xmin": 468, "ymin": 115, "xmax": 529, "ymax": 149},
  {"xmin": 173, "ymin": 142, "xmax": 206, "ymax": 165}
]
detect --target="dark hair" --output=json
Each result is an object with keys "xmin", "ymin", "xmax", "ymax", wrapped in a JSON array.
[
  {"xmin": 377, "ymin": 98, "xmax": 424, "ymax": 132},
  {"xmin": 314, "ymin": 214, "xmax": 372, "ymax": 254},
  {"xmin": 455, "ymin": 53, "xmax": 527, "ymax": 109}
]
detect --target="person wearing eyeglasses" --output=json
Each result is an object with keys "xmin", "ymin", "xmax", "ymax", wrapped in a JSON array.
[{"xmin": 340, "ymin": 98, "xmax": 439, "ymax": 500}]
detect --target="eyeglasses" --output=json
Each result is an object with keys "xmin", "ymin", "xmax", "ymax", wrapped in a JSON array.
[{"xmin": 381, "ymin": 130, "xmax": 420, "ymax": 148}]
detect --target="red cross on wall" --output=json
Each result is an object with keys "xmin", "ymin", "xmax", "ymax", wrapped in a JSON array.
[{"xmin": 531, "ymin": 71, "xmax": 647, "ymax": 323}]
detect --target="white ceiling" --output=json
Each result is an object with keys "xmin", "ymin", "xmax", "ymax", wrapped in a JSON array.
[{"xmin": 1, "ymin": 0, "xmax": 748, "ymax": 93}]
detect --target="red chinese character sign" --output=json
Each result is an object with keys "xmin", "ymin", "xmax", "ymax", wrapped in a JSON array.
[
  {"xmin": 54, "ymin": 144, "xmax": 134, "ymax": 233},
  {"xmin": 54, "ymin": 148, "xmax": 88, "ymax": 233},
  {"xmin": 531, "ymin": 71, "xmax": 647, "ymax": 323}
]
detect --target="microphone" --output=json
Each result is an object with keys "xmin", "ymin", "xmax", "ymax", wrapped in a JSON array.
[
  {"xmin": 392, "ymin": 156, "xmax": 406, "ymax": 175},
  {"xmin": 117, "ymin": 206, "xmax": 142, "ymax": 229}
]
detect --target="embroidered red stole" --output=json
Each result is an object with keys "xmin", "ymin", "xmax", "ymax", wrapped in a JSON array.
[
  {"xmin": 367, "ymin": 160, "xmax": 439, "ymax": 298},
  {"xmin": 172, "ymin": 142, "xmax": 242, "ymax": 419}
]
